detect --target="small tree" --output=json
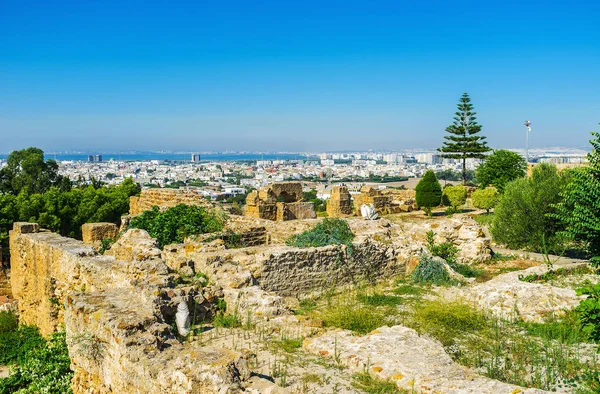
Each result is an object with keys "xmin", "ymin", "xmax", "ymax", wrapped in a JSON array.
[
  {"xmin": 553, "ymin": 129, "xmax": 600, "ymax": 266},
  {"xmin": 442, "ymin": 185, "xmax": 467, "ymax": 213},
  {"xmin": 438, "ymin": 93, "xmax": 491, "ymax": 184},
  {"xmin": 415, "ymin": 170, "xmax": 442, "ymax": 217},
  {"xmin": 475, "ymin": 149, "xmax": 527, "ymax": 192},
  {"xmin": 491, "ymin": 163, "xmax": 571, "ymax": 253},
  {"xmin": 472, "ymin": 187, "xmax": 499, "ymax": 213}
]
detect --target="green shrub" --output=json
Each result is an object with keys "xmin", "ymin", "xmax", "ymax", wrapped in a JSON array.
[
  {"xmin": 491, "ymin": 163, "xmax": 571, "ymax": 253},
  {"xmin": 0, "ymin": 330, "xmax": 73, "ymax": 393},
  {"xmin": 475, "ymin": 149, "xmax": 527, "ymax": 192},
  {"xmin": 0, "ymin": 311, "xmax": 18, "ymax": 333},
  {"xmin": 442, "ymin": 185, "xmax": 467, "ymax": 212},
  {"xmin": 472, "ymin": 187, "xmax": 500, "ymax": 213},
  {"xmin": 0, "ymin": 325, "xmax": 46, "ymax": 365},
  {"xmin": 553, "ymin": 130, "xmax": 600, "ymax": 266},
  {"xmin": 415, "ymin": 170, "xmax": 442, "ymax": 216},
  {"xmin": 286, "ymin": 218, "xmax": 354, "ymax": 248},
  {"xmin": 98, "ymin": 238, "xmax": 114, "ymax": 255},
  {"xmin": 425, "ymin": 231, "xmax": 458, "ymax": 265},
  {"xmin": 575, "ymin": 282, "xmax": 600, "ymax": 342},
  {"xmin": 129, "ymin": 204, "xmax": 226, "ymax": 248},
  {"xmin": 411, "ymin": 255, "xmax": 450, "ymax": 285}
]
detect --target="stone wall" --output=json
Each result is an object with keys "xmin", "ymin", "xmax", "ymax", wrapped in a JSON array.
[
  {"xmin": 9, "ymin": 223, "xmax": 250, "ymax": 393},
  {"xmin": 163, "ymin": 240, "xmax": 405, "ymax": 298},
  {"xmin": 129, "ymin": 188, "xmax": 212, "ymax": 215},
  {"xmin": 255, "ymin": 241, "xmax": 403, "ymax": 296}
]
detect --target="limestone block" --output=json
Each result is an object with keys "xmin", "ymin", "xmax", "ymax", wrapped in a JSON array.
[
  {"xmin": 82, "ymin": 222, "xmax": 118, "ymax": 247},
  {"xmin": 12, "ymin": 222, "xmax": 39, "ymax": 234},
  {"xmin": 105, "ymin": 228, "xmax": 162, "ymax": 261}
]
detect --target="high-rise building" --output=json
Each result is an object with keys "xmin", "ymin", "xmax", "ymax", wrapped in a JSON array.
[
  {"xmin": 191, "ymin": 153, "xmax": 201, "ymax": 163},
  {"xmin": 88, "ymin": 155, "xmax": 102, "ymax": 162}
]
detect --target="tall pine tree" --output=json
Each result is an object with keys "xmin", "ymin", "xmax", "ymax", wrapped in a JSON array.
[{"xmin": 438, "ymin": 93, "xmax": 491, "ymax": 184}]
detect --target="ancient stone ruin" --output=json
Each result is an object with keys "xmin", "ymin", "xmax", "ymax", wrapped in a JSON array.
[
  {"xmin": 245, "ymin": 181, "xmax": 316, "ymax": 221},
  {"xmin": 326, "ymin": 185, "xmax": 418, "ymax": 218},
  {"xmin": 326, "ymin": 186, "xmax": 354, "ymax": 217},
  {"xmin": 130, "ymin": 188, "xmax": 212, "ymax": 215}
]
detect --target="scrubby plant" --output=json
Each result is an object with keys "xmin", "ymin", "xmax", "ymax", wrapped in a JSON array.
[
  {"xmin": 442, "ymin": 185, "xmax": 467, "ymax": 213},
  {"xmin": 98, "ymin": 238, "xmax": 114, "ymax": 255},
  {"xmin": 128, "ymin": 204, "xmax": 227, "ymax": 248},
  {"xmin": 575, "ymin": 282, "xmax": 600, "ymax": 342},
  {"xmin": 0, "ymin": 329, "xmax": 73, "ymax": 393},
  {"xmin": 491, "ymin": 163, "xmax": 572, "ymax": 253},
  {"xmin": 475, "ymin": 149, "xmax": 527, "ymax": 192},
  {"xmin": 286, "ymin": 218, "xmax": 354, "ymax": 248},
  {"xmin": 553, "ymin": 129, "xmax": 600, "ymax": 266},
  {"xmin": 415, "ymin": 170, "xmax": 442, "ymax": 216},
  {"xmin": 411, "ymin": 255, "xmax": 451, "ymax": 284},
  {"xmin": 472, "ymin": 187, "xmax": 500, "ymax": 213},
  {"xmin": 0, "ymin": 311, "xmax": 18, "ymax": 333}
]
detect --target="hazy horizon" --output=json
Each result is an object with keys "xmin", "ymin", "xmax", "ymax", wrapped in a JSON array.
[{"xmin": 1, "ymin": 1, "xmax": 599, "ymax": 152}]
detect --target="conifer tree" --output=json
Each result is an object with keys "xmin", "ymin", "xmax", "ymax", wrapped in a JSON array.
[
  {"xmin": 415, "ymin": 170, "xmax": 442, "ymax": 217},
  {"xmin": 438, "ymin": 93, "xmax": 491, "ymax": 184}
]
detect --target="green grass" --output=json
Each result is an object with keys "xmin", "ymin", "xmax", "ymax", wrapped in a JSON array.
[
  {"xmin": 392, "ymin": 282, "xmax": 429, "ymax": 298},
  {"xmin": 357, "ymin": 293, "xmax": 403, "ymax": 307},
  {"xmin": 294, "ymin": 299, "xmax": 317, "ymax": 315},
  {"xmin": 212, "ymin": 313, "xmax": 241, "ymax": 328},
  {"xmin": 409, "ymin": 300, "xmax": 488, "ymax": 347},
  {"xmin": 351, "ymin": 372, "xmax": 408, "ymax": 393},
  {"xmin": 405, "ymin": 299, "xmax": 599, "ymax": 392},
  {"xmin": 517, "ymin": 311, "xmax": 589, "ymax": 345},
  {"xmin": 320, "ymin": 297, "xmax": 396, "ymax": 334},
  {"xmin": 270, "ymin": 337, "xmax": 303, "ymax": 353}
]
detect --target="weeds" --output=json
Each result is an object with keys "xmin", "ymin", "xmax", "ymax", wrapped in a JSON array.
[
  {"xmin": 351, "ymin": 372, "xmax": 407, "ymax": 393},
  {"xmin": 319, "ymin": 295, "xmax": 397, "ymax": 334}
]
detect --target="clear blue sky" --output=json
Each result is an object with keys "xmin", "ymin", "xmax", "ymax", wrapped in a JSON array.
[{"xmin": 1, "ymin": 0, "xmax": 599, "ymax": 152}]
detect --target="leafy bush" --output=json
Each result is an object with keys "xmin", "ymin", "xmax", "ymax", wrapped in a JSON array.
[
  {"xmin": 98, "ymin": 238, "xmax": 114, "ymax": 255},
  {"xmin": 0, "ymin": 311, "xmax": 18, "ymax": 333},
  {"xmin": 553, "ymin": 130, "xmax": 600, "ymax": 266},
  {"xmin": 491, "ymin": 163, "xmax": 572, "ymax": 253},
  {"xmin": 415, "ymin": 170, "xmax": 442, "ymax": 216},
  {"xmin": 472, "ymin": 187, "xmax": 500, "ymax": 213},
  {"xmin": 575, "ymin": 282, "xmax": 600, "ymax": 342},
  {"xmin": 0, "ymin": 330, "xmax": 73, "ymax": 393},
  {"xmin": 411, "ymin": 255, "xmax": 450, "ymax": 284},
  {"xmin": 442, "ymin": 185, "xmax": 467, "ymax": 212},
  {"xmin": 0, "ymin": 325, "xmax": 46, "ymax": 365},
  {"xmin": 475, "ymin": 149, "xmax": 527, "ymax": 192},
  {"xmin": 425, "ymin": 231, "xmax": 458, "ymax": 265},
  {"xmin": 286, "ymin": 218, "xmax": 354, "ymax": 248},
  {"xmin": 128, "ymin": 204, "xmax": 226, "ymax": 248}
]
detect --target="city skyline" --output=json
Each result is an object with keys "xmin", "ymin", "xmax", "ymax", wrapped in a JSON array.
[{"xmin": 1, "ymin": 1, "xmax": 599, "ymax": 152}]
